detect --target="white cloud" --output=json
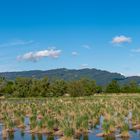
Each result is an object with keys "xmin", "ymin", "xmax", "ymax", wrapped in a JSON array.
[
  {"xmin": 72, "ymin": 51, "xmax": 78, "ymax": 56},
  {"xmin": 17, "ymin": 49, "xmax": 61, "ymax": 62},
  {"xmin": 131, "ymin": 48, "xmax": 140, "ymax": 53},
  {"xmin": 80, "ymin": 64, "xmax": 88, "ymax": 68},
  {"xmin": 112, "ymin": 35, "xmax": 131, "ymax": 44},
  {"xmin": 123, "ymin": 72, "xmax": 140, "ymax": 77},
  {"xmin": 0, "ymin": 39, "xmax": 34, "ymax": 48},
  {"xmin": 82, "ymin": 45, "xmax": 91, "ymax": 49}
]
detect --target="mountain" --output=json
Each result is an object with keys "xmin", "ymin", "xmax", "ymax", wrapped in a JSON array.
[{"xmin": 0, "ymin": 68, "xmax": 140, "ymax": 85}]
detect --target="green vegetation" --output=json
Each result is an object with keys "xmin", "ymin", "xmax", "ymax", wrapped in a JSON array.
[
  {"xmin": 1, "ymin": 76, "xmax": 140, "ymax": 97},
  {"xmin": 1, "ymin": 68, "xmax": 140, "ymax": 85},
  {"xmin": 0, "ymin": 95, "xmax": 140, "ymax": 139}
]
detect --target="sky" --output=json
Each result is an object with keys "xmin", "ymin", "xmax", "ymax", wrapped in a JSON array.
[{"xmin": 0, "ymin": 0, "xmax": 140, "ymax": 76}]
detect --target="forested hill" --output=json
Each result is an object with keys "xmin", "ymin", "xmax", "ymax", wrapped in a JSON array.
[{"xmin": 0, "ymin": 68, "xmax": 140, "ymax": 85}]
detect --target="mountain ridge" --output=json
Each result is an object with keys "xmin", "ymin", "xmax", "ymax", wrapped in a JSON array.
[{"xmin": 0, "ymin": 68, "xmax": 140, "ymax": 85}]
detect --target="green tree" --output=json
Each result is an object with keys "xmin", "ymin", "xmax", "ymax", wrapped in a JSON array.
[
  {"xmin": 39, "ymin": 77, "xmax": 50, "ymax": 97},
  {"xmin": 2, "ymin": 81, "xmax": 14, "ymax": 95},
  {"xmin": 96, "ymin": 85, "xmax": 103, "ymax": 93},
  {"xmin": 121, "ymin": 84, "xmax": 130, "ymax": 93},
  {"xmin": 49, "ymin": 79, "xmax": 67, "ymax": 97},
  {"xmin": 0, "ymin": 77, "xmax": 6, "ymax": 96},
  {"xmin": 106, "ymin": 80, "xmax": 120, "ymax": 93},
  {"xmin": 80, "ymin": 78, "xmax": 97, "ymax": 96},
  {"xmin": 68, "ymin": 80, "xmax": 85, "ymax": 97},
  {"xmin": 68, "ymin": 78, "xmax": 100, "ymax": 97},
  {"xmin": 13, "ymin": 77, "xmax": 32, "ymax": 97},
  {"xmin": 121, "ymin": 81, "xmax": 139, "ymax": 93},
  {"xmin": 129, "ymin": 81, "xmax": 139, "ymax": 93},
  {"xmin": 30, "ymin": 79, "xmax": 41, "ymax": 97}
]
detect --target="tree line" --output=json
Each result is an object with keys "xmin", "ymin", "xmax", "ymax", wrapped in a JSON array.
[{"xmin": 0, "ymin": 76, "xmax": 140, "ymax": 97}]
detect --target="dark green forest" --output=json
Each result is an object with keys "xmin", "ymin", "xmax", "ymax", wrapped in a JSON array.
[
  {"xmin": 1, "ymin": 68, "xmax": 140, "ymax": 86},
  {"xmin": 0, "ymin": 76, "xmax": 140, "ymax": 97}
]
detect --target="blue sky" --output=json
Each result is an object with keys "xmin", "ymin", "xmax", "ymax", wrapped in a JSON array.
[{"xmin": 0, "ymin": 0, "xmax": 140, "ymax": 76}]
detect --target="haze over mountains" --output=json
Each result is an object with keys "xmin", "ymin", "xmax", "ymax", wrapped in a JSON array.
[{"xmin": 0, "ymin": 68, "xmax": 140, "ymax": 86}]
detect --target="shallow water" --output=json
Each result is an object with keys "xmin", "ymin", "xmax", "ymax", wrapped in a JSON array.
[
  {"xmin": 1, "ymin": 123, "xmax": 140, "ymax": 140},
  {"xmin": 1, "ymin": 116, "xmax": 140, "ymax": 140},
  {"xmin": 0, "ymin": 102, "xmax": 140, "ymax": 140}
]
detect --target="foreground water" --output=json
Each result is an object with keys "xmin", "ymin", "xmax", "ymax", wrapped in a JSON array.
[
  {"xmin": 0, "ymin": 114, "xmax": 140, "ymax": 140},
  {"xmin": 1, "ymin": 121, "xmax": 140, "ymax": 140},
  {"xmin": 1, "ymin": 97, "xmax": 140, "ymax": 140}
]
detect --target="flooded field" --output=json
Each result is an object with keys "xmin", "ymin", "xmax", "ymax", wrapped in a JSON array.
[{"xmin": 0, "ymin": 95, "xmax": 140, "ymax": 140}]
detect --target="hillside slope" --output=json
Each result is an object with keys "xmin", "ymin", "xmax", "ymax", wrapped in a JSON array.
[{"xmin": 0, "ymin": 68, "xmax": 140, "ymax": 85}]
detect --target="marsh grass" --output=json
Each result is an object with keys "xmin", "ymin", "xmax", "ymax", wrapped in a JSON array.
[{"xmin": 0, "ymin": 95, "xmax": 140, "ymax": 139}]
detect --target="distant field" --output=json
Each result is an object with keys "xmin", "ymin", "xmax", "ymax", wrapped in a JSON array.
[{"xmin": 0, "ymin": 95, "xmax": 140, "ymax": 140}]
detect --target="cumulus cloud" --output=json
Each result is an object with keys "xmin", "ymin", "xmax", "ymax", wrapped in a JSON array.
[
  {"xmin": 112, "ymin": 35, "xmax": 132, "ymax": 44},
  {"xmin": 17, "ymin": 49, "xmax": 61, "ymax": 62},
  {"xmin": 72, "ymin": 51, "xmax": 78, "ymax": 56},
  {"xmin": 0, "ymin": 39, "xmax": 34, "ymax": 48}
]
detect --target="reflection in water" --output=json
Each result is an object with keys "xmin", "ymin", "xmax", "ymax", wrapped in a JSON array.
[
  {"xmin": 20, "ymin": 130, "xmax": 25, "ymax": 138},
  {"xmin": 31, "ymin": 134, "xmax": 36, "ymax": 140},
  {"xmin": 47, "ymin": 135, "xmax": 54, "ymax": 140},
  {"xmin": 103, "ymin": 136, "xmax": 115, "ymax": 140},
  {"xmin": 137, "ymin": 129, "xmax": 140, "ymax": 135},
  {"xmin": 2, "ymin": 137, "xmax": 7, "ymax": 140},
  {"xmin": 0, "ymin": 129, "xmax": 139, "ymax": 140},
  {"xmin": 37, "ymin": 133, "xmax": 43, "ymax": 140},
  {"xmin": 83, "ymin": 135, "xmax": 88, "ymax": 140},
  {"xmin": 0, "ymin": 118, "xmax": 140, "ymax": 140},
  {"xmin": 9, "ymin": 132, "xmax": 15, "ymax": 140}
]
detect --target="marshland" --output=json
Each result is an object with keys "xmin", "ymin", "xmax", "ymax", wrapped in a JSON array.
[
  {"xmin": 1, "ymin": 95, "xmax": 140, "ymax": 140},
  {"xmin": 1, "ymin": 0, "xmax": 140, "ymax": 140}
]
